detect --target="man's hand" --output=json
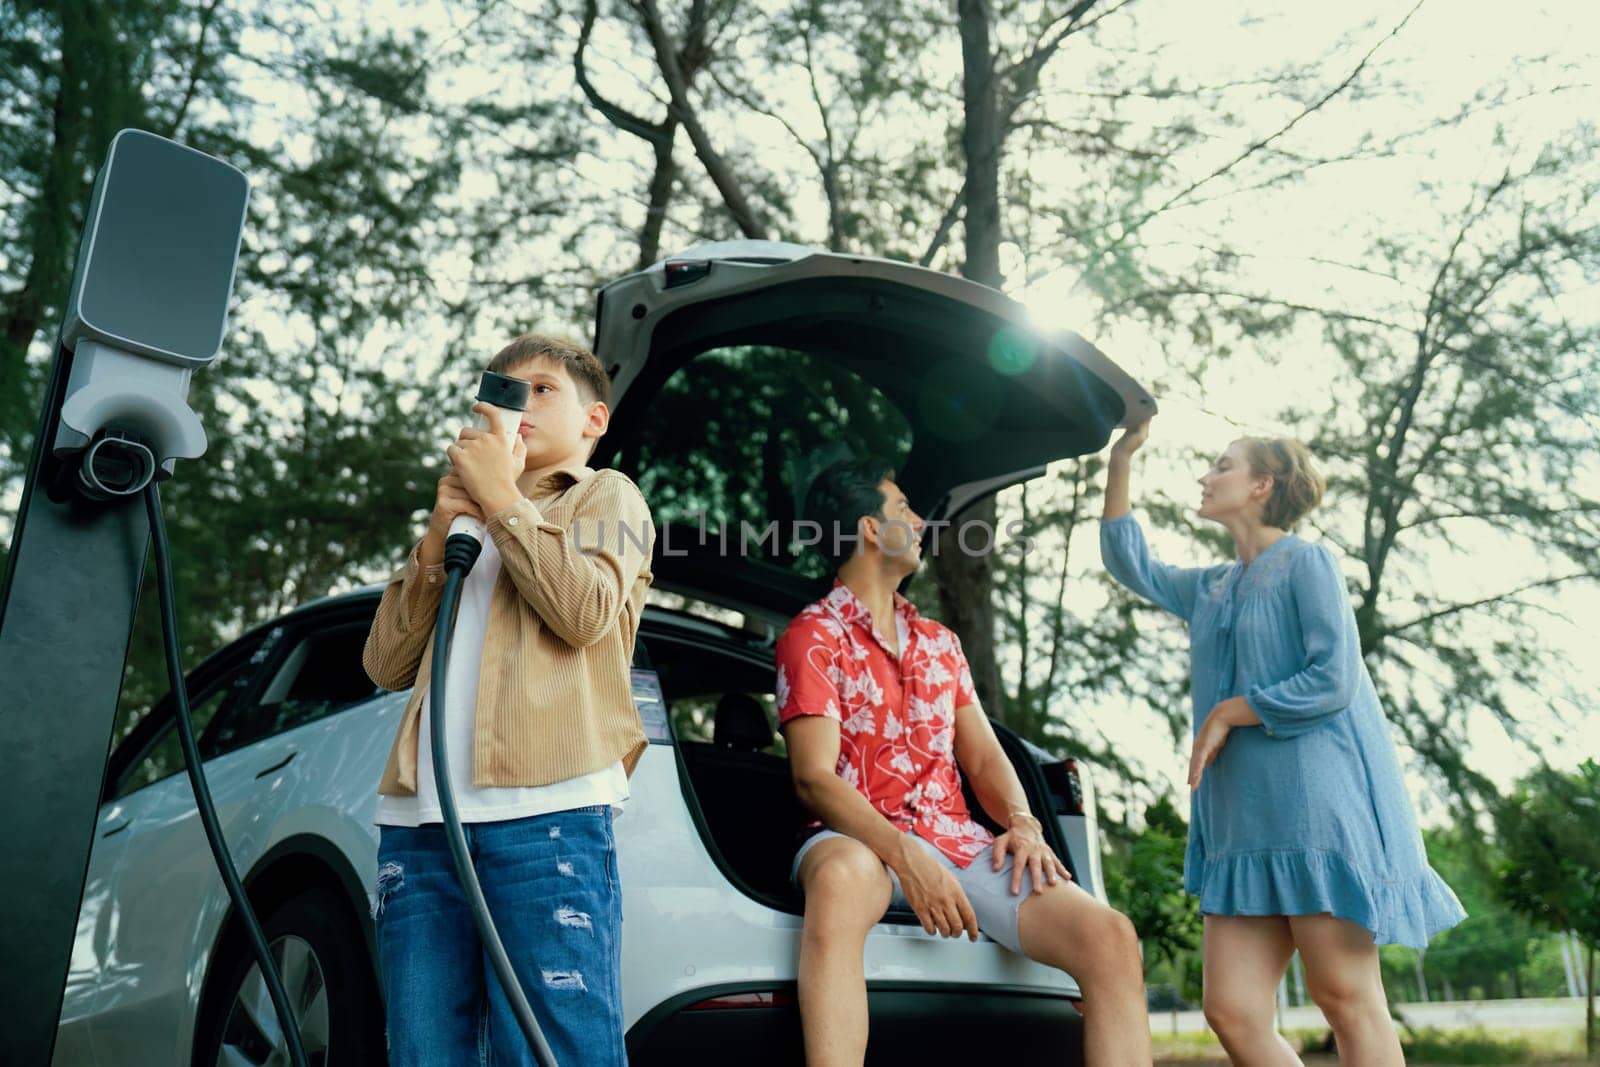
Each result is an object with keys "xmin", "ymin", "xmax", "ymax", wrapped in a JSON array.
[
  {"xmin": 1189, "ymin": 697, "xmax": 1257, "ymax": 789},
  {"xmin": 892, "ymin": 836, "xmax": 979, "ymax": 941},
  {"xmin": 447, "ymin": 403, "xmax": 526, "ymax": 516},
  {"xmin": 992, "ymin": 821, "xmax": 1071, "ymax": 896}
]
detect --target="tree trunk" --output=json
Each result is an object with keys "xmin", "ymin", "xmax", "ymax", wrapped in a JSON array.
[
  {"xmin": 937, "ymin": 0, "xmax": 1006, "ymax": 720},
  {"xmin": 637, "ymin": 128, "xmax": 679, "ymax": 270},
  {"xmin": 1587, "ymin": 939, "xmax": 1595, "ymax": 1061}
]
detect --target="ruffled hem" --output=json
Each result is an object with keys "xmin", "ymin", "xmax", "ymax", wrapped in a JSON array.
[{"xmin": 1188, "ymin": 847, "xmax": 1466, "ymax": 949}]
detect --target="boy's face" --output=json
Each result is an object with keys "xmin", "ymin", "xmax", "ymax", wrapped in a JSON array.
[{"xmin": 503, "ymin": 357, "xmax": 608, "ymax": 470}]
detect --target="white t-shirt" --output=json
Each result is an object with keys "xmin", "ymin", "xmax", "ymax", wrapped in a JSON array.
[{"xmin": 375, "ymin": 532, "xmax": 629, "ymax": 828}]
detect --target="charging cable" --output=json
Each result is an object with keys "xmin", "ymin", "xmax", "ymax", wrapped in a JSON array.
[
  {"xmin": 429, "ymin": 371, "xmax": 559, "ymax": 1066},
  {"xmin": 144, "ymin": 482, "xmax": 309, "ymax": 1067}
]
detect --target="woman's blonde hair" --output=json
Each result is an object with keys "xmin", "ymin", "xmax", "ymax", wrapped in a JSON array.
[{"xmin": 1239, "ymin": 437, "xmax": 1325, "ymax": 530}]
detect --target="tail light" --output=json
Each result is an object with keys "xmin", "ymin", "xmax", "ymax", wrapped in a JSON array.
[
  {"xmin": 685, "ymin": 990, "xmax": 797, "ymax": 1011},
  {"xmin": 1041, "ymin": 758, "xmax": 1085, "ymax": 816}
]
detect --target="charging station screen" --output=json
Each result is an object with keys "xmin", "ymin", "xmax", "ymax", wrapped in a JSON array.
[{"xmin": 77, "ymin": 132, "xmax": 248, "ymax": 365}]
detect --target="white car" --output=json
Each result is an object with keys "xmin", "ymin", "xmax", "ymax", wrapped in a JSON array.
[{"xmin": 54, "ymin": 241, "xmax": 1153, "ymax": 1066}]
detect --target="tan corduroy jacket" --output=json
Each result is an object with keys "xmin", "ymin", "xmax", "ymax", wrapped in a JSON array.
[{"xmin": 364, "ymin": 466, "xmax": 654, "ymax": 795}]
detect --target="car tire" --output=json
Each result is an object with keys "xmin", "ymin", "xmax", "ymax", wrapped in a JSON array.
[{"xmin": 194, "ymin": 885, "xmax": 385, "ymax": 1066}]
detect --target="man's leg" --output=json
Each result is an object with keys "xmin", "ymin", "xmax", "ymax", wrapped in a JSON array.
[
  {"xmin": 1201, "ymin": 915, "xmax": 1302, "ymax": 1067},
  {"xmin": 795, "ymin": 834, "xmax": 894, "ymax": 1067},
  {"xmin": 474, "ymin": 806, "xmax": 627, "ymax": 1067},
  {"xmin": 1012, "ymin": 879, "xmax": 1151, "ymax": 1067},
  {"xmin": 1290, "ymin": 914, "xmax": 1403, "ymax": 1066},
  {"xmin": 375, "ymin": 825, "xmax": 489, "ymax": 1067}
]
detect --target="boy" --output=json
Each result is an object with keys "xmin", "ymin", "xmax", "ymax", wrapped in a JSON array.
[
  {"xmin": 363, "ymin": 334, "xmax": 653, "ymax": 1066},
  {"xmin": 776, "ymin": 454, "xmax": 1150, "ymax": 1066}
]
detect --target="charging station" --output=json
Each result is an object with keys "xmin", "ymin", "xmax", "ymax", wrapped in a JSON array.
[{"xmin": 0, "ymin": 130, "xmax": 249, "ymax": 1066}]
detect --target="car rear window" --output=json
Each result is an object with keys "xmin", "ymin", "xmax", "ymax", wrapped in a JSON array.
[{"xmin": 612, "ymin": 344, "xmax": 912, "ymax": 581}]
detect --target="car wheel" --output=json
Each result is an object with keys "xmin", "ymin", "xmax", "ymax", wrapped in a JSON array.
[{"xmin": 196, "ymin": 886, "xmax": 383, "ymax": 1066}]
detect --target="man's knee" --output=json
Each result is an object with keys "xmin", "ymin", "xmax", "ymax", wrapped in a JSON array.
[
  {"xmin": 1025, "ymin": 893, "xmax": 1141, "ymax": 983},
  {"xmin": 800, "ymin": 840, "xmax": 891, "ymax": 935},
  {"xmin": 1083, "ymin": 906, "xmax": 1142, "ymax": 981}
]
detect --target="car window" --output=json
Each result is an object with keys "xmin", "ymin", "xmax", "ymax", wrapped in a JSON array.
[
  {"xmin": 641, "ymin": 629, "xmax": 785, "ymax": 755},
  {"xmin": 113, "ymin": 641, "xmax": 268, "ymax": 800},
  {"xmin": 613, "ymin": 344, "xmax": 913, "ymax": 581},
  {"xmin": 203, "ymin": 622, "xmax": 380, "ymax": 757}
]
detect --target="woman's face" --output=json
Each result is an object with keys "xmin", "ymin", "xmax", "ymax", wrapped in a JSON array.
[{"xmin": 1197, "ymin": 441, "xmax": 1270, "ymax": 523}]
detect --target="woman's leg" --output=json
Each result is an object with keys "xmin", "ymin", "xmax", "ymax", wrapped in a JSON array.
[
  {"xmin": 1202, "ymin": 915, "xmax": 1303, "ymax": 1067},
  {"xmin": 1289, "ymin": 914, "xmax": 1402, "ymax": 1066}
]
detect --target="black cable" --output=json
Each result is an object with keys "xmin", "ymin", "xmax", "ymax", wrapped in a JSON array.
[
  {"xmin": 432, "ymin": 533, "xmax": 559, "ymax": 1067},
  {"xmin": 144, "ymin": 483, "xmax": 309, "ymax": 1067}
]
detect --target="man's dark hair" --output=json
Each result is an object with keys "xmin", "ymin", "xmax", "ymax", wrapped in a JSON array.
[{"xmin": 800, "ymin": 452, "xmax": 896, "ymax": 572}]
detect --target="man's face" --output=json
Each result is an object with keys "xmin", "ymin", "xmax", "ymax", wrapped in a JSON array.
[
  {"xmin": 869, "ymin": 479, "xmax": 926, "ymax": 572},
  {"xmin": 503, "ymin": 357, "xmax": 607, "ymax": 469}
]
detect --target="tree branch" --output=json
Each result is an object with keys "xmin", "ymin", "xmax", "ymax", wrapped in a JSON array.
[
  {"xmin": 1381, "ymin": 573, "xmax": 1598, "ymax": 638},
  {"xmin": 577, "ymin": 0, "xmax": 671, "ymax": 147},
  {"xmin": 634, "ymin": 0, "xmax": 765, "ymax": 238},
  {"xmin": 919, "ymin": 179, "xmax": 966, "ymax": 267},
  {"xmin": 1084, "ymin": 0, "xmax": 1427, "ymax": 273}
]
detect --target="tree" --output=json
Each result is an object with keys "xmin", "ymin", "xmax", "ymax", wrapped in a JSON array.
[
  {"xmin": 1496, "ymin": 760, "xmax": 1600, "ymax": 1058},
  {"xmin": 1297, "ymin": 138, "xmax": 1600, "ymax": 812},
  {"xmin": 1419, "ymin": 828, "xmax": 1541, "ymax": 1000},
  {"xmin": 1103, "ymin": 793, "xmax": 1201, "ymax": 974}
]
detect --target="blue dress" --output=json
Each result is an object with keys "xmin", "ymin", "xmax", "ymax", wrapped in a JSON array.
[{"xmin": 1101, "ymin": 514, "xmax": 1465, "ymax": 948}]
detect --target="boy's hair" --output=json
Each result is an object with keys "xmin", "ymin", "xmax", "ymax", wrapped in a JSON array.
[
  {"xmin": 800, "ymin": 451, "xmax": 897, "ymax": 572},
  {"xmin": 488, "ymin": 334, "xmax": 611, "ymax": 406}
]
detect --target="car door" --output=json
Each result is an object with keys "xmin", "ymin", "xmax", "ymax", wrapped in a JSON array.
[
  {"xmin": 594, "ymin": 240, "xmax": 1155, "ymax": 519},
  {"xmin": 51, "ymin": 803, "xmax": 133, "ymax": 1066},
  {"xmin": 85, "ymin": 624, "xmax": 298, "ymax": 1059}
]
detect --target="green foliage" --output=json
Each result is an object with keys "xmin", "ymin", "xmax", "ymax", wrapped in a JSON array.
[
  {"xmin": 1497, "ymin": 761, "xmax": 1600, "ymax": 943},
  {"xmin": 1495, "ymin": 760, "xmax": 1600, "ymax": 1057},
  {"xmin": 1419, "ymin": 828, "xmax": 1543, "ymax": 999},
  {"xmin": 1103, "ymin": 794, "xmax": 1201, "ymax": 974}
]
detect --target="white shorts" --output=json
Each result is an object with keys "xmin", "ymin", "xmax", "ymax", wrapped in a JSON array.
[{"xmin": 791, "ymin": 828, "xmax": 1040, "ymax": 953}]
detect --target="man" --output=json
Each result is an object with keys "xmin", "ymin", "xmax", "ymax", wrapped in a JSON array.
[
  {"xmin": 364, "ymin": 334, "xmax": 653, "ymax": 1066},
  {"xmin": 776, "ymin": 455, "xmax": 1151, "ymax": 1066}
]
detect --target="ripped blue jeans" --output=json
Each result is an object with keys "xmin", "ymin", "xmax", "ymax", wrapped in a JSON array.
[{"xmin": 373, "ymin": 806, "xmax": 625, "ymax": 1067}]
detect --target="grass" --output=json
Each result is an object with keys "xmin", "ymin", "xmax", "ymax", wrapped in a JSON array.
[{"xmin": 1152, "ymin": 1026, "xmax": 1591, "ymax": 1065}]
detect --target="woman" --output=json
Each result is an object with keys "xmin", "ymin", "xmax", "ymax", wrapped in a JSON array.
[{"xmin": 1101, "ymin": 419, "xmax": 1463, "ymax": 1066}]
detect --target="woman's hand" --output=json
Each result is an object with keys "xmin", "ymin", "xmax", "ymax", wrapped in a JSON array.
[
  {"xmin": 1109, "ymin": 418, "xmax": 1151, "ymax": 463},
  {"xmin": 1103, "ymin": 417, "xmax": 1151, "ymax": 519},
  {"xmin": 1188, "ymin": 697, "xmax": 1260, "ymax": 789}
]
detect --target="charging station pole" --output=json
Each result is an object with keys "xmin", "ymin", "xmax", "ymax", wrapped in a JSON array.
[{"xmin": 0, "ymin": 131, "xmax": 247, "ymax": 1066}]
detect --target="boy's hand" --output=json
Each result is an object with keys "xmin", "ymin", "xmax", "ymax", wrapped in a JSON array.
[
  {"xmin": 448, "ymin": 403, "xmax": 526, "ymax": 516},
  {"xmin": 427, "ymin": 472, "xmax": 484, "ymax": 538}
]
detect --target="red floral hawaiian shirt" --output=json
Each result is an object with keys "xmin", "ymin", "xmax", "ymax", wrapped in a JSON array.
[{"xmin": 775, "ymin": 580, "xmax": 994, "ymax": 868}]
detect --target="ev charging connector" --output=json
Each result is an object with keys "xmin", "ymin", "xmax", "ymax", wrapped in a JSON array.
[
  {"xmin": 428, "ymin": 369, "xmax": 560, "ymax": 1065},
  {"xmin": 443, "ymin": 371, "xmax": 531, "ymax": 572}
]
